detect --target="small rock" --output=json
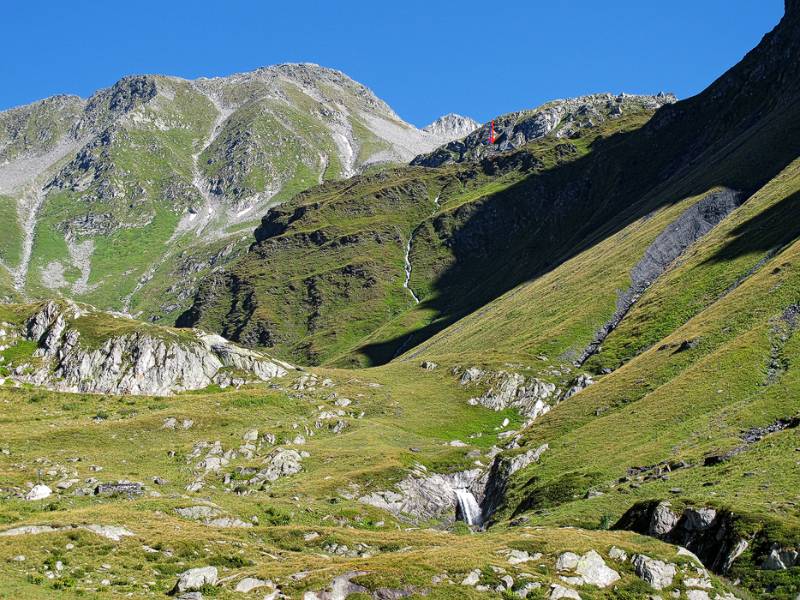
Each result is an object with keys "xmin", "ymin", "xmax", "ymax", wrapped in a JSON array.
[
  {"xmin": 461, "ymin": 569, "xmax": 481, "ymax": 586},
  {"xmin": 549, "ymin": 583, "xmax": 582, "ymax": 599},
  {"xmin": 171, "ymin": 566, "xmax": 218, "ymax": 594},
  {"xmin": 516, "ymin": 582, "xmax": 542, "ymax": 598},
  {"xmin": 609, "ymin": 546, "xmax": 627, "ymax": 562},
  {"xmin": 508, "ymin": 549, "xmax": 534, "ymax": 565},
  {"xmin": 234, "ymin": 577, "xmax": 272, "ymax": 593},
  {"xmin": 555, "ymin": 552, "xmax": 580, "ymax": 571}
]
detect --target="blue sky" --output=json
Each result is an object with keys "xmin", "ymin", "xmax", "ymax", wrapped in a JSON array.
[{"xmin": 0, "ymin": 1, "xmax": 784, "ymax": 126}]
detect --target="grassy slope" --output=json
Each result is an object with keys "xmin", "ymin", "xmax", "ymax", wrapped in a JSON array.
[
  {"xmin": 0, "ymin": 362, "xmax": 736, "ymax": 599},
  {"xmin": 184, "ymin": 109, "xmax": 658, "ymax": 367}
]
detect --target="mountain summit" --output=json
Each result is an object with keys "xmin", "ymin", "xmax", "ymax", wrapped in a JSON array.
[{"xmin": 0, "ymin": 64, "xmax": 472, "ymax": 319}]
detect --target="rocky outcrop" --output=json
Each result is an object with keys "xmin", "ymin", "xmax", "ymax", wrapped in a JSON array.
[
  {"xmin": 614, "ymin": 501, "xmax": 749, "ymax": 573},
  {"xmin": 459, "ymin": 368, "xmax": 558, "ymax": 423},
  {"xmin": 576, "ymin": 188, "xmax": 746, "ymax": 366},
  {"xmin": 358, "ymin": 464, "xmax": 485, "ymax": 523},
  {"xmin": 412, "ymin": 93, "xmax": 676, "ymax": 167},
  {"xmin": 8, "ymin": 301, "xmax": 292, "ymax": 396},
  {"xmin": 480, "ymin": 443, "xmax": 549, "ymax": 524},
  {"xmin": 358, "ymin": 438, "xmax": 548, "ymax": 528}
]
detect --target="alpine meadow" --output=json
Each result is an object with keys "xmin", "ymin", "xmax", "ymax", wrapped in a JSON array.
[{"xmin": 0, "ymin": 2, "xmax": 799, "ymax": 599}]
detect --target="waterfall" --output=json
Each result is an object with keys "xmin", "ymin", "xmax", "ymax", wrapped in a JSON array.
[
  {"xmin": 402, "ymin": 236, "xmax": 420, "ymax": 303},
  {"xmin": 454, "ymin": 488, "xmax": 482, "ymax": 527}
]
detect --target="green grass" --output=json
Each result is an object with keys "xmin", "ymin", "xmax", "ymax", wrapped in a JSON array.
[{"xmin": 0, "ymin": 360, "xmax": 742, "ymax": 598}]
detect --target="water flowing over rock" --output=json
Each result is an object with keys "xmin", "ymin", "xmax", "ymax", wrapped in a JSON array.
[
  {"xmin": 454, "ymin": 488, "xmax": 482, "ymax": 526},
  {"xmin": 358, "ymin": 466, "xmax": 485, "ymax": 522},
  {"xmin": 10, "ymin": 301, "xmax": 293, "ymax": 396}
]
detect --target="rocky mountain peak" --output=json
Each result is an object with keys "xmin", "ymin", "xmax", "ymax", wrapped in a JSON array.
[
  {"xmin": 423, "ymin": 113, "xmax": 480, "ymax": 141},
  {"xmin": 412, "ymin": 92, "xmax": 676, "ymax": 167}
]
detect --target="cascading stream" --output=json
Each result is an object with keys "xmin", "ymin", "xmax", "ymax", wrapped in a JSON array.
[
  {"xmin": 454, "ymin": 488, "xmax": 482, "ymax": 527},
  {"xmin": 402, "ymin": 236, "xmax": 420, "ymax": 304}
]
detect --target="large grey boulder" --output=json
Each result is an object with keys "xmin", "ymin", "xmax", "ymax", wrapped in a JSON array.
[{"xmin": 575, "ymin": 550, "xmax": 620, "ymax": 587}]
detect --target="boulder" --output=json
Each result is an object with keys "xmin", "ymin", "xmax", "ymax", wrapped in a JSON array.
[
  {"xmin": 632, "ymin": 554, "xmax": 676, "ymax": 590},
  {"xmin": 461, "ymin": 569, "xmax": 481, "ymax": 586},
  {"xmin": 171, "ymin": 566, "xmax": 218, "ymax": 594},
  {"xmin": 549, "ymin": 583, "xmax": 581, "ymax": 599},
  {"xmin": 609, "ymin": 546, "xmax": 628, "ymax": 562},
  {"xmin": 25, "ymin": 484, "xmax": 52, "ymax": 500},
  {"xmin": 650, "ymin": 502, "xmax": 679, "ymax": 535},
  {"xmin": 556, "ymin": 552, "xmax": 580, "ymax": 571},
  {"xmin": 575, "ymin": 550, "xmax": 620, "ymax": 587},
  {"xmin": 234, "ymin": 577, "xmax": 272, "ymax": 593}
]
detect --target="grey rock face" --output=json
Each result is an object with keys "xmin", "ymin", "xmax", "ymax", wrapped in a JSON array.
[
  {"xmin": 762, "ymin": 545, "xmax": 800, "ymax": 569},
  {"xmin": 576, "ymin": 188, "xmax": 746, "ymax": 366},
  {"xmin": 614, "ymin": 501, "xmax": 749, "ymax": 574},
  {"xmin": 12, "ymin": 301, "xmax": 292, "ymax": 396},
  {"xmin": 480, "ymin": 443, "xmax": 549, "ymax": 523},
  {"xmin": 358, "ymin": 466, "xmax": 485, "ymax": 522},
  {"xmin": 649, "ymin": 502, "xmax": 679, "ymax": 535}
]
